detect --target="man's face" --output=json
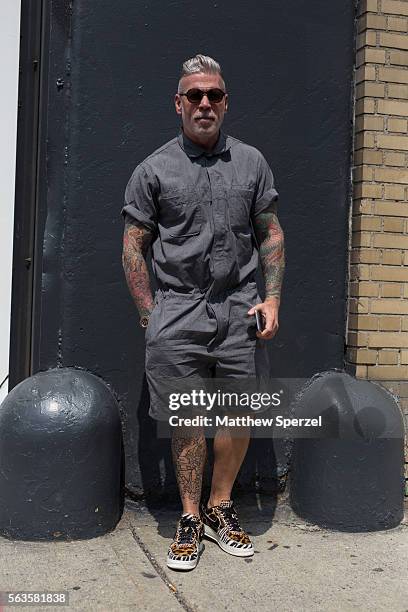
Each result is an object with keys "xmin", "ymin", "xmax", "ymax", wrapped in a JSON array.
[{"xmin": 175, "ymin": 72, "xmax": 228, "ymax": 145}]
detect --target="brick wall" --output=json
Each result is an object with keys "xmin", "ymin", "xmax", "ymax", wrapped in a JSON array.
[{"xmin": 347, "ymin": 0, "xmax": 408, "ymax": 472}]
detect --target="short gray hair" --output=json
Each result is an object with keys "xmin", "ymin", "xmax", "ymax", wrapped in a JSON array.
[{"xmin": 178, "ymin": 54, "xmax": 225, "ymax": 91}]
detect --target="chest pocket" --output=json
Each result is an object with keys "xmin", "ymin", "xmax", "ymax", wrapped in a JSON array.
[
  {"xmin": 159, "ymin": 189, "xmax": 202, "ymax": 238},
  {"xmin": 228, "ymin": 186, "xmax": 254, "ymax": 230}
]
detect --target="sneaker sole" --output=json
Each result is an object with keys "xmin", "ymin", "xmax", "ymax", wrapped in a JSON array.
[
  {"xmin": 166, "ymin": 542, "xmax": 204, "ymax": 571},
  {"xmin": 203, "ymin": 524, "xmax": 254, "ymax": 557}
]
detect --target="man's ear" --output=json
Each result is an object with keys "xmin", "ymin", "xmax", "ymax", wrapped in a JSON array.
[
  {"xmin": 224, "ymin": 94, "xmax": 228, "ymax": 113},
  {"xmin": 174, "ymin": 94, "xmax": 182, "ymax": 115}
]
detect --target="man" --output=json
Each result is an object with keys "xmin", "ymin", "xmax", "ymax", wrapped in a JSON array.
[{"xmin": 122, "ymin": 54, "xmax": 285, "ymax": 571}]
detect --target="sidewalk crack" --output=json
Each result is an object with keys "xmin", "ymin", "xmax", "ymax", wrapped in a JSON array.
[{"xmin": 129, "ymin": 524, "xmax": 196, "ymax": 612}]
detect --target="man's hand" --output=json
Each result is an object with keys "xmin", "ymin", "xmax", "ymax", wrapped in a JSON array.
[{"xmin": 248, "ymin": 296, "xmax": 279, "ymax": 340}]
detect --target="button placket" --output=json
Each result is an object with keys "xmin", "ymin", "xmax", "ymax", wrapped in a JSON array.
[{"xmin": 207, "ymin": 166, "xmax": 229, "ymax": 289}]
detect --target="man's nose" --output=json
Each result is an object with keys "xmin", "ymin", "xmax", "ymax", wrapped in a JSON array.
[{"xmin": 198, "ymin": 94, "xmax": 211, "ymax": 109}]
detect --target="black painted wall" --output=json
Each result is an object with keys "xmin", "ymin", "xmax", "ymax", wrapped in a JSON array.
[{"xmin": 28, "ymin": 1, "xmax": 356, "ymax": 495}]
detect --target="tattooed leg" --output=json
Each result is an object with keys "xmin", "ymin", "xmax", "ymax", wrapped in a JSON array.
[{"xmin": 171, "ymin": 426, "xmax": 207, "ymax": 515}]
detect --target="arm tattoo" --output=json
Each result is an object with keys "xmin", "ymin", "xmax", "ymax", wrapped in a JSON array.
[
  {"xmin": 172, "ymin": 429, "xmax": 207, "ymax": 505},
  {"xmin": 122, "ymin": 217, "xmax": 155, "ymax": 317},
  {"xmin": 253, "ymin": 205, "xmax": 285, "ymax": 300}
]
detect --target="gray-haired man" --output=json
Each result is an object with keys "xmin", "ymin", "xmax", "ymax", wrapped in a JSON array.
[{"xmin": 122, "ymin": 54, "xmax": 285, "ymax": 570}]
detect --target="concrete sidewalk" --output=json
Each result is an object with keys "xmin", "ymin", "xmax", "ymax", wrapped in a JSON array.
[{"xmin": 0, "ymin": 493, "xmax": 407, "ymax": 612}]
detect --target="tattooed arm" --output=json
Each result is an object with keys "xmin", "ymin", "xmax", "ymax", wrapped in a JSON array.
[
  {"xmin": 248, "ymin": 204, "xmax": 285, "ymax": 339},
  {"xmin": 122, "ymin": 216, "xmax": 155, "ymax": 318}
]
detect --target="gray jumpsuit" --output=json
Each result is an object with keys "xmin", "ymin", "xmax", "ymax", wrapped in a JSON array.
[{"xmin": 122, "ymin": 130, "xmax": 279, "ymax": 420}]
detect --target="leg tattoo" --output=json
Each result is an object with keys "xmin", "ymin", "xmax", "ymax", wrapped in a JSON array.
[{"xmin": 172, "ymin": 428, "xmax": 207, "ymax": 506}]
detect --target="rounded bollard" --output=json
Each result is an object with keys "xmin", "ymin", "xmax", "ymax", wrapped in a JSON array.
[
  {"xmin": 0, "ymin": 367, "xmax": 124, "ymax": 540},
  {"xmin": 289, "ymin": 371, "xmax": 405, "ymax": 532}
]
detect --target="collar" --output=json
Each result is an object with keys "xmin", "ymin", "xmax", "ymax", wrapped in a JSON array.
[{"xmin": 177, "ymin": 128, "xmax": 230, "ymax": 158}]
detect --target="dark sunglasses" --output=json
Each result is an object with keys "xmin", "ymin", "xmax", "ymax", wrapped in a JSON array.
[{"xmin": 179, "ymin": 88, "xmax": 226, "ymax": 104}]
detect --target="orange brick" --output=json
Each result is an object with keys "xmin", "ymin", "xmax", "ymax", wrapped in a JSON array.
[
  {"xmin": 349, "ymin": 314, "xmax": 379, "ymax": 330},
  {"xmin": 355, "ymin": 365, "xmax": 368, "ymax": 378},
  {"xmin": 355, "ymin": 65, "xmax": 377, "ymax": 84},
  {"xmin": 350, "ymin": 264, "xmax": 371, "ymax": 281},
  {"xmin": 359, "ymin": 248, "xmax": 382, "ymax": 263},
  {"xmin": 382, "ymin": 250, "xmax": 403, "ymax": 264},
  {"xmin": 354, "ymin": 215, "xmax": 382, "ymax": 231},
  {"xmin": 372, "ymin": 201, "xmax": 408, "ymax": 215},
  {"xmin": 371, "ymin": 265, "xmax": 408, "ymax": 280},
  {"xmin": 355, "ymin": 115, "xmax": 384, "ymax": 133},
  {"xmin": 356, "ymin": 82, "xmax": 385, "ymax": 99},
  {"xmin": 355, "ymin": 98, "xmax": 376, "ymax": 115},
  {"xmin": 348, "ymin": 330, "xmax": 369, "ymax": 346},
  {"xmin": 349, "ymin": 296, "xmax": 370, "ymax": 313},
  {"xmin": 373, "ymin": 233, "xmax": 408, "ymax": 249},
  {"xmin": 377, "ymin": 99, "xmax": 408, "ymax": 116},
  {"xmin": 355, "ymin": 132, "xmax": 376, "ymax": 150},
  {"xmin": 359, "ymin": 13, "xmax": 387, "ymax": 31},
  {"xmin": 384, "ymin": 184, "xmax": 406, "ymax": 199},
  {"xmin": 387, "ymin": 117, "xmax": 407, "ymax": 132},
  {"xmin": 352, "ymin": 231, "xmax": 372, "ymax": 248},
  {"xmin": 401, "ymin": 350, "xmax": 408, "ymax": 363},
  {"xmin": 353, "ymin": 165, "xmax": 375, "ymax": 181},
  {"xmin": 357, "ymin": 31, "xmax": 378, "ymax": 50},
  {"xmin": 387, "ymin": 16, "xmax": 408, "ymax": 31},
  {"xmin": 374, "ymin": 167, "xmax": 408, "ymax": 182},
  {"xmin": 353, "ymin": 199, "xmax": 374, "ymax": 215},
  {"xmin": 371, "ymin": 298, "xmax": 408, "ymax": 313},
  {"xmin": 383, "ymin": 151, "xmax": 406, "ymax": 166},
  {"xmin": 396, "ymin": 396, "xmax": 408, "ymax": 411},
  {"xmin": 377, "ymin": 134, "xmax": 408, "ymax": 150},
  {"xmin": 379, "ymin": 315, "xmax": 401, "ymax": 330},
  {"xmin": 358, "ymin": 0, "xmax": 379, "ymax": 15},
  {"xmin": 347, "ymin": 348, "xmax": 378, "ymax": 364},
  {"xmin": 388, "ymin": 83, "xmax": 408, "ymax": 98},
  {"xmin": 354, "ymin": 183, "xmax": 384, "ymax": 199},
  {"xmin": 357, "ymin": 48, "xmax": 387, "ymax": 66},
  {"xmin": 381, "ymin": 282, "xmax": 403, "ymax": 297},
  {"xmin": 368, "ymin": 332, "xmax": 408, "ymax": 347},
  {"xmin": 380, "ymin": 32, "xmax": 408, "ymax": 50},
  {"xmin": 389, "ymin": 49, "xmax": 408, "ymax": 65},
  {"xmin": 383, "ymin": 217, "xmax": 405, "ymax": 231},
  {"xmin": 367, "ymin": 364, "xmax": 408, "ymax": 378},
  {"xmin": 349, "ymin": 281, "xmax": 380, "ymax": 296},
  {"xmin": 382, "ymin": 0, "xmax": 408, "ymax": 17},
  {"xmin": 378, "ymin": 350, "xmax": 399, "ymax": 364},
  {"xmin": 379, "ymin": 66, "xmax": 408, "ymax": 83},
  {"xmin": 354, "ymin": 150, "xmax": 383, "ymax": 165}
]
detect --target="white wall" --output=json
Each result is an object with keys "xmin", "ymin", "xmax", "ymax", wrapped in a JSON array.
[{"xmin": 0, "ymin": 1, "xmax": 21, "ymax": 403}]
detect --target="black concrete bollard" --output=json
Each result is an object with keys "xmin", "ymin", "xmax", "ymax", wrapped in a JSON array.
[
  {"xmin": 290, "ymin": 371, "xmax": 405, "ymax": 532},
  {"xmin": 0, "ymin": 367, "xmax": 124, "ymax": 540}
]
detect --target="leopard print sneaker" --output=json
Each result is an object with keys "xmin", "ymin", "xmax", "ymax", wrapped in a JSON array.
[
  {"xmin": 166, "ymin": 513, "xmax": 204, "ymax": 571},
  {"xmin": 201, "ymin": 499, "xmax": 254, "ymax": 557}
]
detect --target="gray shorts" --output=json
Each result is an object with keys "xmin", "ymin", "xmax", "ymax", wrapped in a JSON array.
[{"xmin": 145, "ymin": 279, "xmax": 271, "ymax": 420}]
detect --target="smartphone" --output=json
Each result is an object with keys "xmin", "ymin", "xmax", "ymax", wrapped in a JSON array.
[{"xmin": 255, "ymin": 310, "xmax": 265, "ymax": 332}]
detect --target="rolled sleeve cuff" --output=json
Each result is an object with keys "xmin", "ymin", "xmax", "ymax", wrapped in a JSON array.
[
  {"xmin": 252, "ymin": 187, "xmax": 279, "ymax": 216},
  {"xmin": 121, "ymin": 203, "xmax": 157, "ymax": 233}
]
